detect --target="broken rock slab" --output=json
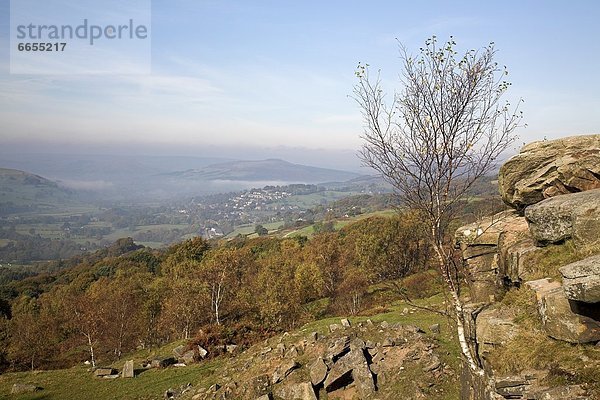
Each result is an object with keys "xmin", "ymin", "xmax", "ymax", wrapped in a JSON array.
[
  {"xmin": 271, "ymin": 359, "xmax": 299, "ymax": 384},
  {"xmin": 309, "ymin": 357, "xmax": 328, "ymax": 386},
  {"xmin": 122, "ymin": 360, "xmax": 135, "ymax": 378},
  {"xmin": 93, "ymin": 367, "xmax": 116, "ymax": 377},
  {"xmin": 273, "ymin": 382, "xmax": 317, "ymax": 400},
  {"xmin": 526, "ymin": 278, "xmax": 600, "ymax": 343},
  {"xmin": 476, "ymin": 308, "xmax": 519, "ymax": 359},
  {"xmin": 324, "ymin": 348, "xmax": 375, "ymax": 397},
  {"xmin": 560, "ymin": 254, "xmax": 600, "ymax": 303}
]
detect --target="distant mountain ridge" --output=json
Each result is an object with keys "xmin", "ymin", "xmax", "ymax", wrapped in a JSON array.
[{"xmin": 163, "ymin": 158, "xmax": 361, "ymax": 183}]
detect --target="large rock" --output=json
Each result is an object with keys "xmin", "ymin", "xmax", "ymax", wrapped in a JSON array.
[
  {"xmin": 309, "ymin": 357, "xmax": 328, "ymax": 386},
  {"xmin": 93, "ymin": 367, "xmax": 116, "ymax": 377},
  {"xmin": 498, "ymin": 134, "xmax": 600, "ymax": 211},
  {"xmin": 526, "ymin": 278, "xmax": 600, "ymax": 343},
  {"xmin": 456, "ymin": 211, "xmax": 530, "ymax": 299},
  {"xmin": 475, "ymin": 308, "xmax": 519, "ymax": 360},
  {"xmin": 323, "ymin": 348, "xmax": 375, "ymax": 396},
  {"xmin": 524, "ymin": 189, "xmax": 600, "ymax": 248},
  {"xmin": 560, "ymin": 254, "xmax": 600, "ymax": 303},
  {"xmin": 122, "ymin": 360, "xmax": 134, "ymax": 378},
  {"xmin": 273, "ymin": 382, "xmax": 317, "ymax": 400},
  {"xmin": 271, "ymin": 359, "xmax": 299, "ymax": 384},
  {"xmin": 11, "ymin": 384, "xmax": 41, "ymax": 394}
]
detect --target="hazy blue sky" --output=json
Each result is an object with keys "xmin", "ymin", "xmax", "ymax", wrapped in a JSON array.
[{"xmin": 1, "ymin": 0, "xmax": 599, "ymax": 163}]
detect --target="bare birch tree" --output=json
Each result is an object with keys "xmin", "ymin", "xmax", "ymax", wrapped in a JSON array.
[{"xmin": 353, "ymin": 36, "xmax": 523, "ymax": 375}]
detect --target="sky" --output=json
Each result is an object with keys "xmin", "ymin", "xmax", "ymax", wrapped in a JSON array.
[{"xmin": 0, "ymin": 0, "xmax": 599, "ymax": 167}]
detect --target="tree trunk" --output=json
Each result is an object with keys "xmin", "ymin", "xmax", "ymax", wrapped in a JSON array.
[
  {"xmin": 432, "ymin": 238, "xmax": 483, "ymax": 376},
  {"xmin": 86, "ymin": 333, "xmax": 96, "ymax": 368}
]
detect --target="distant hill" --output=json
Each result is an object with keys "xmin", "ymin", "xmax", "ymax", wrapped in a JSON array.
[
  {"xmin": 163, "ymin": 158, "xmax": 361, "ymax": 184},
  {"xmin": 0, "ymin": 168, "xmax": 79, "ymax": 213}
]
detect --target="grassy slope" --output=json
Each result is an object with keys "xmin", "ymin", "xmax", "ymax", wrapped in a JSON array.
[{"xmin": 0, "ymin": 291, "xmax": 459, "ymax": 400}]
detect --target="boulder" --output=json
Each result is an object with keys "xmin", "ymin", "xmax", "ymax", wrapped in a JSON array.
[
  {"xmin": 324, "ymin": 336, "xmax": 350, "ymax": 363},
  {"xmin": 122, "ymin": 360, "xmax": 135, "ymax": 378},
  {"xmin": 271, "ymin": 359, "xmax": 299, "ymax": 384},
  {"xmin": 525, "ymin": 189, "xmax": 600, "ymax": 247},
  {"xmin": 181, "ymin": 350, "xmax": 195, "ymax": 364},
  {"xmin": 324, "ymin": 348, "xmax": 375, "ymax": 396},
  {"xmin": 197, "ymin": 346, "xmax": 208, "ymax": 359},
  {"xmin": 11, "ymin": 384, "xmax": 41, "ymax": 394},
  {"xmin": 475, "ymin": 308, "xmax": 518, "ymax": 359},
  {"xmin": 340, "ymin": 318, "xmax": 351, "ymax": 327},
  {"xmin": 498, "ymin": 134, "xmax": 600, "ymax": 211},
  {"xmin": 526, "ymin": 278, "xmax": 600, "ymax": 343},
  {"xmin": 225, "ymin": 344, "xmax": 238, "ymax": 354},
  {"xmin": 273, "ymin": 382, "xmax": 317, "ymax": 400},
  {"xmin": 173, "ymin": 345, "xmax": 187, "ymax": 358},
  {"xmin": 560, "ymin": 254, "xmax": 600, "ymax": 303},
  {"xmin": 309, "ymin": 357, "xmax": 328, "ymax": 386},
  {"xmin": 93, "ymin": 367, "xmax": 116, "ymax": 377},
  {"xmin": 150, "ymin": 357, "xmax": 176, "ymax": 368}
]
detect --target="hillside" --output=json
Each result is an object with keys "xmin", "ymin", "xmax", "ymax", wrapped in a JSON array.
[
  {"xmin": 0, "ymin": 283, "xmax": 459, "ymax": 400},
  {"xmin": 163, "ymin": 159, "xmax": 361, "ymax": 184},
  {"xmin": 0, "ymin": 168, "xmax": 80, "ymax": 213}
]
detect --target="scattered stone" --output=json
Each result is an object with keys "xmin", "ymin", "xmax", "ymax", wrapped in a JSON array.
[
  {"xmin": 173, "ymin": 345, "xmax": 187, "ymax": 358},
  {"xmin": 380, "ymin": 321, "xmax": 390, "ymax": 329},
  {"xmin": 310, "ymin": 331, "xmax": 318, "ymax": 342},
  {"xmin": 151, "ymin": 357, "xmax": 176, "ymax": 368},
  {"xmin": 103, "ymin": 374, "xmax": 119, "ymax": 379},
  {"xmin": 250, "ymin": 374, "xmax": 271, "ymax": 397},
  {"xmin": 180, "ymin": 350, "xmax": 195, "ymax": 364},
  {"xmin": 498, "ymin": 134, "xmax": 600, "ymax": 211},
  {"xmin": 256, "ymin": 394, "xmax": 272, "ymax": 400},
  {"xmin": 325, "ymin": 336, "xmax": 350, "ymax": 363},
  {"xmin": 429, "ymin": 323, "xmax": 440, "ymax": 334},
  {"xmin": 329, "ymin": 324, "xmax": 341, "ymax": 332},
  {"xmin": 309, "ymin": 357, "xmax": 328, "ymax": 386},
  {"xmin": 382, "ymin": 338, "xmax": 394, "ymax": 347},
  {"xmin": 11, "ymin": 384, "xmax": 41, "ymax": 394},
  {"xmin": 422, "ymin": 355, "xmax": 441, "ymax": 372},
  {"xmin": 365, "ymin": 340, "xmax": 376, "ymax": 349},
  {"xmin": 122, "ymin": 360, "xmax": 135, "ymax": 378},
  {"xmin": 197, "ymin": 346, "xmax": 208, "ymax": 359},
  {"xmin": 261, "ymin": 347, "xmax": 272, "ymax": 355},
  {"xmin": 164, "ymin": 383, "xmax": 192, "ymax": 399},
  {"xmin": 276, "ymin": 343, "xmax": 286, "ymax": 356},
  {"xmin": 560, "ymin": 254, "xmax": 600, "ymax": 303},
  {"xmin": 93, "ymin": 367, "xmax": 116, "ymax": 377},
  {"xmin": 226, "ymin": 344, "xmax": 238, "ymax": 354},
  {"xmin": 324, "ymin": 348, "xmax": 375, "ymax": 396},
  {"xmin": 173, "ymin": 363, "xmax": 187, "ymax": 367},
  {"xmin": 340, "ymin": 318, "xmax": 351, "ymax": 327},
  {"xmin": 273, "ymin": 381, "xmax": 317, "ymax": 400},
  {"xmin": 271, "ymin": 359, "xmax": 299, "ymax": 384}
]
